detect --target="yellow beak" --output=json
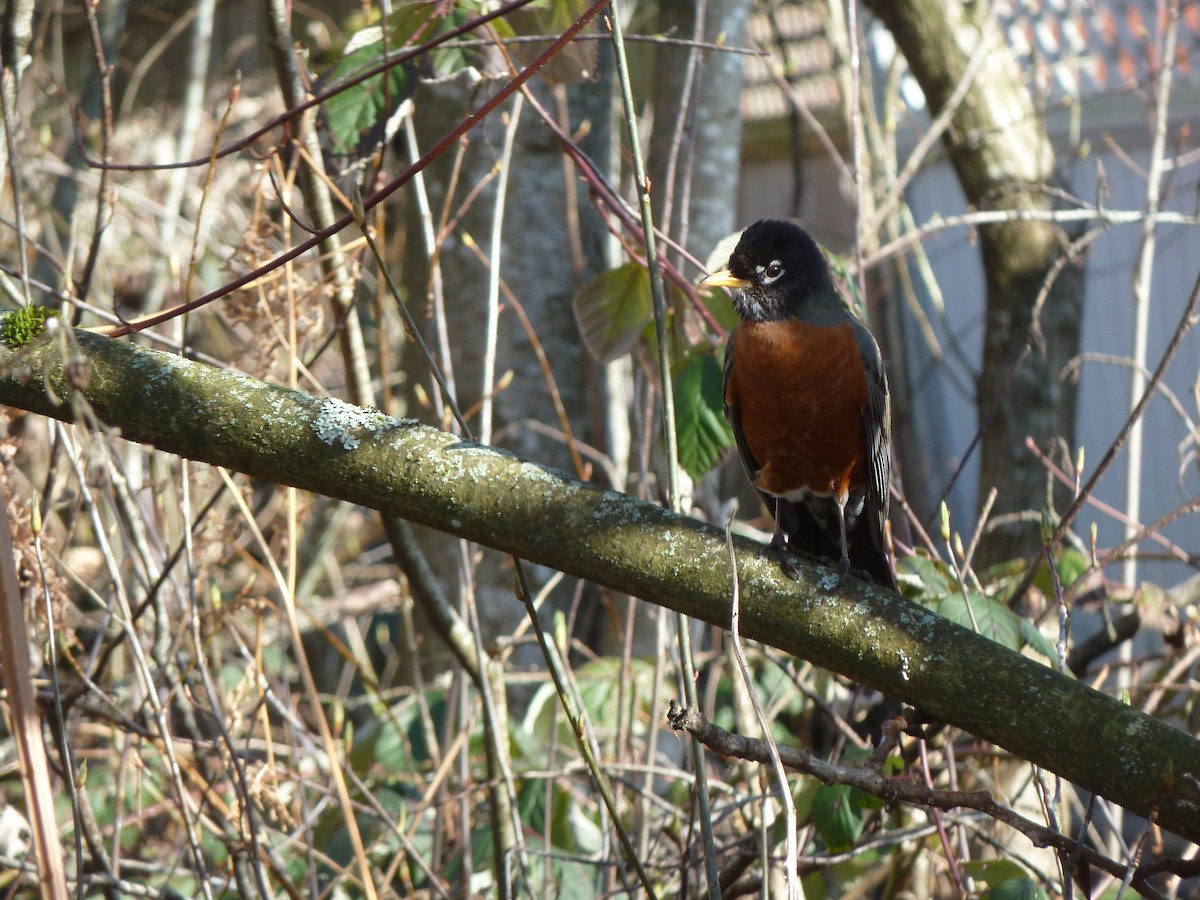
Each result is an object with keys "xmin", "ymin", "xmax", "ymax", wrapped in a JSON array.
[{"xmin": 699, "ymin": 268, "xmax": 750, "ymax": 291}]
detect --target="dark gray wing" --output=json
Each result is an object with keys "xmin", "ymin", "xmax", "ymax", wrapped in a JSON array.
[
  {"xmin": 855, "ymin": 323, "xmax": 896, "ymax": 589},
  {"xmin": 723, "ymin": 328, "xmax": 762, "ymax": 485}
]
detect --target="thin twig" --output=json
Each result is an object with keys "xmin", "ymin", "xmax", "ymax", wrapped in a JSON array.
[
  {"xmin": 864, "ymin": 0, "xmax": 1002, "ymax": 238},
  {"xmin": 105, "ymin": 0, "xmax": 608, "ymax": 338},
  {"xmin": 724, "ymin": 513, "xmax": 799, "ymax": 898},
  {"xmin": 479, "ymin": 93, "xmax": 523, "ymax": 445},
  {"xmin": 74, "ymin": 0, "xmax": 116, "ymax": 304},
  {"xmin": 264, "ymin": 0, "xmax": 374, "ymax": 407},
  {"xmin": 865, "ymin": 205, "xmax": 1200, "ymax": 273},
  {"xmin": 668, "ymin": 704, "xmax": 1174, "ymax": 899},
  {"xmin": 609, "ymin": 3, "xmax": 718, "ymax": 896},
  {"xmin": 57, "ymin": 424, "xmax": 213, "ymax": 897},
  {"xmin": 0, "ymin": 471, "xmax": 68, "ymax": 897},
  {"xmin": 215, "ymin": 464, "xmax": 374, "ymax": 898},
  {"xmin": 459, "ymin": 233, "xmax": 590, "ymax": 479},
  {"xmin": 88, "ymin": 0, "xmax": 544, "ymax": 173},
  {"xmin": 1121, "ymin": 0, "xmax": 1181, "ymax": 593},
  {"xmin": 142, "ymin": 0, "xmax": 216, "ymax": 314},
  {"xmin": 1009, "ymin": 266, "xmax": 1200, "ymax": 606},
  {"xmin": 0, "ymin": 70, "xmax": 30, "ymax": 307},
  {"xmin": 354, "ymin": 181, "xmax": 653, "ymax": 896}
]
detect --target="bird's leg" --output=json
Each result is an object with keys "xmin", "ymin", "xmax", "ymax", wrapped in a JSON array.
[
  {"xmin": 833, "ymin": 498, "xmax": 851, "ymax": 586},
  {"xmin": 763, "ymin": 496, "xmax": 801, "ymax": 580},
  {"xmin": 770, "ymin": 497, "xmax": 790, "ymax": 554}
]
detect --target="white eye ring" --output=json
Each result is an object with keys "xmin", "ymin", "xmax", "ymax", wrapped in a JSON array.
[{"xmin": 760, "ymin": 260, "xmax": 784, "ymax": 284}]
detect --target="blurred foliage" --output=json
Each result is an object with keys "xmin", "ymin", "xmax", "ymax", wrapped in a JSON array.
[{"xmin": 5, "ymin": 0, "xmax": 1196, "ymax": 895}]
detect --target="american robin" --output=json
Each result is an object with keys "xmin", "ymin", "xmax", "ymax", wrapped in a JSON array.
[{"xmin": 701, "ymin": 219, "xmax": 896, "ymax": 590}]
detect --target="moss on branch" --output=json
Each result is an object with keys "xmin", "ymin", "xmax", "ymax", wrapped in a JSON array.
[{"xmin": 0, "ymin": 317, "xmax": 1198, "ymax": 841}]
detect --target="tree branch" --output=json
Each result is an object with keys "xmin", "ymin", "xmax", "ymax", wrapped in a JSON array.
[
  {"xmin": 4, "ymin": 318, "xmax": 1200, "ymax": 842},
  {"xmin": 667, "ymin": 702, "xmax": 1173, "ymax": 898}
]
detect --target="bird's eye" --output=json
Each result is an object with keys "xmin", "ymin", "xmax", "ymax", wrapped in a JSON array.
[{"xmin": 761, "ymin": 261, "xmax": 784, "ymax": 283}]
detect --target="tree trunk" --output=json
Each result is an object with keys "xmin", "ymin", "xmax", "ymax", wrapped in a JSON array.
[
  {"xmin": 648, "ymin": 0, "xmax": 751, "ymax": 260},
  {"xmin": 399, "ymin": 71, "xmax": 607, "ymax": 644},
  {"xmin": 863, "ymin": 0, "xmax": 1085, "ymax": 567},
  {"xmin": 646, "ymin": 0, "xmax": 753, "ymax": 527}
]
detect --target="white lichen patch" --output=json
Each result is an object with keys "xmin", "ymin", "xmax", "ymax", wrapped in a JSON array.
[
  {"xmin": 312, "ymin": 397, "xmax": 407, "ymax": 450},
  {"xmin": 514, "ymin": 460, "xmax": 562, "ymax": 484},
  {"xmin": 817, "ymin": 571, "xmax": 842, "ymax": 592},
  {"xmin": 593, "ymin": 490, "xmax": 646, "ymax": 524},
  {"xmin": 259, "ymin": 390, "xmax": 308, "ymax": 428},
  {"xmin": 898, "ymin": 651, "xmax": 911, "ymax": 682},
  {"xmin": 895, "ymin": 606, "xmax": 941, "ymax": 645},
  {"xmin": 433, "ymin": 449, "xmax": 468, "ymax": 479},
  {"xmin": 1124, "ymin": 716, "xmax": 1149, "ymax": 739},
  {"xmin": 133, "ymin": 351, "xmax": 191, "ymax": 392}
]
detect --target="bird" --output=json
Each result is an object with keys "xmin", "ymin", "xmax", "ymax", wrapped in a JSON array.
[{"xmin": 701, "ymin": 219, "xmax": 897, "ymax": 590}]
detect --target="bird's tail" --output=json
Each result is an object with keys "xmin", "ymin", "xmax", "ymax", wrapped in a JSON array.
[{"xmin": 776, "ymin": 498, "xmax": 897, "ymax": 591}]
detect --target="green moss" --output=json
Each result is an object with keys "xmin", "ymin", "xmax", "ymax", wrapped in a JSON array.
[{"xmin": 1, "ymin": 306, "xmax": 59, "ymax": 348}]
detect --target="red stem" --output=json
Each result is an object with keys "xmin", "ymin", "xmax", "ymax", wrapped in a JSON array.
[{"xmin": 108, "ymin": 0, "xmax": 609, "ymax": 338}]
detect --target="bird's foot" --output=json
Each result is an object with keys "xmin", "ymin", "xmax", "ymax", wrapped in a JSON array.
[
  {"xmin": 758, "ymin": 531, "xmax": 801, "ymax": 581},
  {"xmin": 820, "ymin": 555, "xmax": 891, "ymax": 591},
  {"xmin": 847, "ymin": 564, "xmax": 879, "ymax": 584},
  {"xmin": 831, "ymin": 555, "xmax": 851, "ymax": 590}
]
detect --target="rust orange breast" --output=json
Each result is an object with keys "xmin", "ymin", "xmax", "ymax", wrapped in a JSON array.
[{"xmin": 728, "ymin": 318, "xmax": 870, "ymax": 502}]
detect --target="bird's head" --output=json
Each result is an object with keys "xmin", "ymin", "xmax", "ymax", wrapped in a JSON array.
[{"xmin": 701, "ymin": 219, "xmax": 835, "ymax": 322}]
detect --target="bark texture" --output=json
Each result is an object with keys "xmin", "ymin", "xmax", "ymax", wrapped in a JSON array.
[
  {"xmin": 398, "ymin": 72, "xmax": 607, "ymax": 644},
  {"xmin": 3, "ymin": 320, "xmax": 1199, "ymax": 842},
  {"xmin": 648, "ymin": 0, "xmax": 751, "ymax": 259}
]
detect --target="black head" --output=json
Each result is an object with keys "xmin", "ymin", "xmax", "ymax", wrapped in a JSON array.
[{"xmin": 702, "ymin": 219, "xmax": 835, "ymax": 322}]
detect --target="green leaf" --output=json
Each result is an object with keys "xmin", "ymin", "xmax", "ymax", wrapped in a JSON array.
[
  {"xmin": 793, "ymin": 777, "xmax": 820, "ymax": 822},
  {"xmin": 896, "ymin": 553, "xmax": 953, "ymax": 600},
  {"xmin": 386, "ymin": 2, "xmax": 485, "ymax": 74},
  {"xmin": 319, "ymin": 30, "xmax": 410, "ymax": 156},
  {"xmin": 811, "ymin": 782, "xmax": 865, "ymax": 851},
  {"xmin": 962, "ymin": 858, "xmax": 1028, "ymax": 886},
  {"xmin": 673, "ymin": 353, "xmax": 736, "ymax": 480},
  {"xmin": 519, "ymin": 781, "xmax": 604, "ymax": 858},
  {"xmin": 1020, "ymin": 619, "xmax": 1062, "ymax": 667},
  {"xmin": 534, "ymin": 859, "xmax": 604, "ymax": 899},
  {"xmin": 938, "ymin": 591, "xmax": 1022, "ymax": 651},
  {"xmin": 962, "ymin": 860, "xmax": 1049, "ymax": 898},
  {"xmin": 997, "ymin": 546, "xmax": 1090, "ymax": 600},
  {"xmin": 318, "ymin": 1, "xmax": 488, "ymax": 159},
  {"xmin": 1052, "ymin": 547, "xmax": 1088, "ymax": 588},
  {"xmin": 710, "ymin": 662, "xmax": 806, "ymax": 743},
  {"xmin": 529, "ymin": 0, "xmax": 592, "ymax": 31},
  {"xmin": 988, "ymin": 877, "xmax": 1050, "ymax": 900},
  {"xmin": 522, "ymin": 658, "xmax": 655, "ymax": 749},
  {"xmin": 503, "ymin": 1, "xmax": 591, "ymax": 84},
  {"xmin": 572, "ymin": 262, "xmax": 652, "ymax": 362},
  {"xmin": 700, "ymin": 289, "xmax": 739, "ymax": 334}
]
